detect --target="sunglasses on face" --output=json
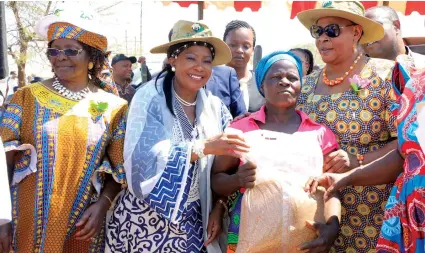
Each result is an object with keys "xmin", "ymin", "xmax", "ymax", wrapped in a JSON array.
[
  {"xmin": 310, "ymin": 24, "xmax": 356, "ymax": 39},
  {"xmin": 46, "ymin": 48, "xmax": 83, "ymax": 57}
]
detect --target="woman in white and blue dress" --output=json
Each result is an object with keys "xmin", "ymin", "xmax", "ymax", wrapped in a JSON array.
[{"xmin": 106, "ymin": 20, "xmax": 250, "ymax": 253}]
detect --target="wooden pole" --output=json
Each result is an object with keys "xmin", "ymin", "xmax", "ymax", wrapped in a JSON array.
[
  {"xmin": 0, "ymin": 2, "xmax": 8, "ymax": 80},
  {"xmin": 140, "ymin": 1, "xmax": 143, "ymax": 55},
  {"xmin": 198, "ymin": 1, "xmax": 204, "ymax": 20},
  {"xmin": 125, "ymin": 30, "xmax": 128, "ymax": 55},
  {"xmin": 253, "ymin": 45, "xmax": 262, "ymax": 70}
]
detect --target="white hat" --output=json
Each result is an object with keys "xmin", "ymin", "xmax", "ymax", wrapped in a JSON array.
[{"xmin": 35, "ymin": 5, "xmax": 108, "ymax": 52}]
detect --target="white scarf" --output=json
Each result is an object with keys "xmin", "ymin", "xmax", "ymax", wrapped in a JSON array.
[{"xmin": 124, "ymin": 78, "xmax": 227, "ymax": 252}]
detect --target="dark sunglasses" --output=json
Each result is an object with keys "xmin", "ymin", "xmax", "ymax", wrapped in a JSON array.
[
  {"xmin": 310, "ymin": 24, "xmax": 356, "ymax": 39},
  {"xmin": 47, "ymin": 48, "xmax": 83, "ymax": 57}
]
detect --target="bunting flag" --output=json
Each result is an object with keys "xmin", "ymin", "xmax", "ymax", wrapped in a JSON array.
[
  {"xmin": 288, "ymin": 1, "xmax": 425, "ymax": 19},
  {"xmin": 161, "ymin": 1, "xmax": 263, "ymax": 12},
  {"xmin": 161, "ymin": 1, "xmax": 425, "ymax": 17}
]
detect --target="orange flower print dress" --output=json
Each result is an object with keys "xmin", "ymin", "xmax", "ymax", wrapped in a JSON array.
[{"xmin": 297, "ymin": 58, "xmax": 399, "ymax": 252}]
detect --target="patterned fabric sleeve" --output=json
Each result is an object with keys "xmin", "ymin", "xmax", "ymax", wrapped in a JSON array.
[
  {"xmin": 384, "ymin": 66, "xmax": 402, "ymax": 138},
  {"xmin": 0, "ymin": 88, "xmax": 37, "ymax": 185},
  {"xmin": 92, "ymin": 103, "xmax": 128, "ymax": 195},
  {"xmin": 143, "ymin": 141, "xmax": 193, "ymax": 223},
  {"xmin": 1, "ymin": 89, "xmax": 24, "ymax": 148}
]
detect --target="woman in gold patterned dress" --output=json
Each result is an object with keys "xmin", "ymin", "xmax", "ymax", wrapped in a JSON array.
[
  {"xmin": 0, "ymin": 8, "xmax": 127, "ymax": 253},
  {"xmin": 296, "ymin": 1, "xmax": 404, "ymax": 252}
]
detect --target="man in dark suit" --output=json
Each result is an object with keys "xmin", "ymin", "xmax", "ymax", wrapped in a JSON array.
[{"xmin": 205, "ymin": 65, "xmax": 246, "ymax": 118}]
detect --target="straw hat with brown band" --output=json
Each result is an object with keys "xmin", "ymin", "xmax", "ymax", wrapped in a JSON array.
[
  {"xmin": 150, "ymin": 20, "xmax": 232, "ymax": 66},
  {"xmin": 297, "ymin": 1, "xmax": 385, "ymax": 45}
]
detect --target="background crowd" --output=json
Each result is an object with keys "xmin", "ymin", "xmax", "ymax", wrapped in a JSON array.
[{"xmin": 0, "ymin": 1, "xmax": 425, "ymax": 253}]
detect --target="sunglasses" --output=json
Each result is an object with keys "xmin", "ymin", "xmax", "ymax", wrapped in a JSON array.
[
  {"xmin": 47, "ymin": 48, "xmax": 83, "ymax": 57},
  {"xmin": 310, "ymin": 24, "xmax": 356, "ymax": 39}
]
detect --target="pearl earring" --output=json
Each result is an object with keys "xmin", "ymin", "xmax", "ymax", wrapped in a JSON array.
[{"xmin": 171, "ymin": 66, "xmax": 176, "ymax": 72}]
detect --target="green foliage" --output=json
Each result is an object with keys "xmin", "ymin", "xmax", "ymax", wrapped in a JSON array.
[{"xmin": 6, "ymin": 1, "xmax": 54, "ymax": 85}]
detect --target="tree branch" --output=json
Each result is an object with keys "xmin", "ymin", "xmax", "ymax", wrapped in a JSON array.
[
  {"xmin": 6, "ymin": 29, "xmax": 18, "ymax": 33},
  {"xmin": 96, "ymin": 1, "xmax": 123, "ymax": 13},
  {"xmin": 44, "ymin": 1, "xmax": 52, "ymax": 16},
  {"xmin": 7, "ymin": 47, "xmax": 18, "ymax": 62},
  {"xmin": 8, "ymin": 2, "xmax": 31, "ymax": 42}
]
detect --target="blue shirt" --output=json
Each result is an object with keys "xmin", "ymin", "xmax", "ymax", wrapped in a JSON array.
[{"xmin": 205, "ymin": 66, "xmax": 246, "ymax": 118}]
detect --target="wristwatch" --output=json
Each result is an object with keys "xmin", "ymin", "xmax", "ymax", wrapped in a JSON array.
[{"xmin": 192, "ymin": 140, "xmax": 206, "ymax": 159}]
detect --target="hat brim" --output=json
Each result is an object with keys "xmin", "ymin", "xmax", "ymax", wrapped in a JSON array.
[
  {"xmin": 150, "ymin": 37, "xmax": 232, "ymax": 66},
  {"xmin": 35, "ymin": 13, "xmax": 107, "ymax": 40},
  {"xmin": 112, "ymin": 56, "xmax": 137, "ymax": 66},
  {"xmin": 128, "ymin": 56, "xmax": 137, "ymax": 64},
  {"xmin": 35, "ymin": 15, "xmax": 60, "ymax": 39},
  {"xmin": 297, "ymin": 9, "xmax": 384, "ymax": 44},
  {"xmin": 403, "ymin": 37, "xmax": 425, "ymax": 46}
]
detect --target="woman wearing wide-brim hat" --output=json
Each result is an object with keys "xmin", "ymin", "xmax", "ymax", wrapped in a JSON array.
[
  {"xmin": 106, "ymin": 20, "xmax": 250, "ymax": 253},
  {"xmin": 296, "ymin": 1, "xmax": 405, "ymax": 252}
]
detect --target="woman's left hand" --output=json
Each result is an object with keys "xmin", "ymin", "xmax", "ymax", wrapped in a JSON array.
[
  {"xmin": 323, "ymin": 149, "xmax": 357, "ymax": 173},
  {"xmin": 204, "ymin": 203, "xmax": 225, "ymax": 246},
  {"xmin": 305, "ymin": 173, "xmax": 350, "ymax": 201},
  {"xmin": 75, "ymin": 197, "xmax": 110, "ymax": 241},
  {"xmin": 232, "ymin": 112, "xmax": 251, "ymax": 123},
  {"xmin": 297, "ymin": 220, "xmax": 339, "ymax": 253}
]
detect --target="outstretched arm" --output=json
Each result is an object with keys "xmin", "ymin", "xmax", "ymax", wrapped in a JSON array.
[{"xmin": 211, "ymin": 155, "xmax": 240, "ymax": 197}]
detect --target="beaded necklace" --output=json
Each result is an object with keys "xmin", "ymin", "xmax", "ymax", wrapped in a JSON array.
[{"xmin": 323, "ymin": 53, "xmax": 362, "ymax": 86}]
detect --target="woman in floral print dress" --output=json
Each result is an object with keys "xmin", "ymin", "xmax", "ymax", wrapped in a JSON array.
[{"xmin": 296, "ymin": 1, "xmax": 404, "ymax": 251}]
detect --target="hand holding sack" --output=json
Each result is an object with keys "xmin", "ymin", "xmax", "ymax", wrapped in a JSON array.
[{"xmin": 234, "ymin": 130, "xmax": 326, "ymax": 253}]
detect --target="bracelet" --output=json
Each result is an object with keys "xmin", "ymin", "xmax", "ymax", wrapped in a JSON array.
[
  {"xmin": 192, "ymin": 140, "xmax": 206, "ymax": 159},
  {"xmin": 356, "ymin": 153, "xmax": 364, "ymax": 166},
  {"xmin": 217, "ymin": 199, "xmax": 228, "ymax": 217},
  {"xmin": 103, "ymin": 195, "xmax": 113, "ymax": 205}
]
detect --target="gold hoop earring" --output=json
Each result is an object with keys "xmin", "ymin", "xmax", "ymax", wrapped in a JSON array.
[{"xmin": 88, "ymin": 62, "xmax": 94, "ymax": 70}]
